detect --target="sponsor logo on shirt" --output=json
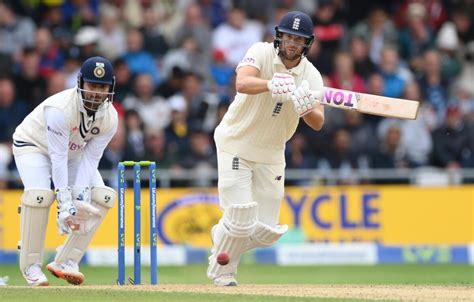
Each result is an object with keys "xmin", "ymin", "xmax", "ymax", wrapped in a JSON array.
[
  {"xmin": 47, "ymin": 126, "xmax": 62, "ymax": 136},
  {"xmin": 240, "ymin": 57, "xmax": 256, "ymax": 64}
]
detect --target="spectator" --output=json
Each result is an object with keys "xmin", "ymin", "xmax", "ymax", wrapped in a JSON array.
[
  {"xmin": 35, "ymin": 27, "xmax": 64, "ymax": 79},
  {"xmin": 399, "ymin": 3, "xmax": 435, "ymax": 66},
  {"xmin": 371, "ymin": 123, "xmax": 409, "ymax": 184},
  {"xmin": 123, "ymin": 28, "xmax": 161, "ymax": 85},
  {"xmin": 285, "ymin": 132, "xmax": 317, "ymax": 179},
  {"xmin": 97, "ymin": 5, "xmax": 126, "ymax": 61},
  {"xmin": 0, "ymin": 77, "xmax": 29, "ymax": 142},
  {"xmin": 209, "ymin": 49, "xmax": 235, "ymax": 101},
  {"xmin": 342, "ymin": 111, "xmax": 378, "ymax": 156},
  {"xmin": 351, "ymin": 5, "xmax": 398, "ymax": 64},
  {"xmin": 123, "ymin": 73, "xmax": 171, "ymax": 131},
  {"xmin": 74, "ymin": 26, "xmax": 100, "ymax": 61},
  {"xmin": 175, "ymin": 3, "xmax": 212, "ymax": 59},
  {"xmin": 431, "ymin": 105, "xmax": 474, "ymax": 168},
  {"xmin": 140, "ymin": 7, "xmax": 169, "ymax": 59},
  {"xmin": 112, "ymin": 58, "xmax": 133, "ymax": 104},
  {"xmin": 13, "ymin": 48, "xmax": 46, "ymax": 109},
  {"xmin": 123, "ymin": 109, "xmax": 146, "ymax": 160},
  {"xmin": 394, "ymin": 0, "xmax": 447, "ymax": 31},
  {"xmin": 436, "ymin": 20, "xmax": 462, "ymax": 79},
  {"xmin": 46, "ymin": 71, "xmax": 66, "ymax": 96},
  {"xmin": 181, "ymin": 72, "xmax": 220, "ymax": 133},
  {"xmin": 317, "ymin": 128, "xmax": 369, "ymax": 185},
  {"xmin": 450, "ymin": 81, "xmax": 474, "ymax": 123},
  {"xmin": 181, "ymin": 129, "xmax": 217, "ymax": 187},
  {"xmin": 378, "ymin": 47, "xmax": 406, "ymax": 98},
  {"xmin": 164, "ymin": 95, "xmax": 190, "ymax": 158},
  {"xmin": 311, "ymin": 0, "xmax": 345, "ymax": 75},
  {"xmin": 212, "ymin": 6, "xmax": 263, "ymax": 66},
  {"xmin": 99, "ymin": 118, "xmax": 126, "ymax": 186},
  {"xmin": 0, "ymin": 2, "xmax": 36, "ymax": 58},
  {"xmin": 157, "ymin": 66, "xmax": 186, "ymax": 99},
  {"xmin": 161, "ymin": 35, "xmax": 210, "ymax": 81},
  {"xmin": 417, "ymin": 49, "xmax": 449, "ymax": 125},
  {"xmin": 143, "ymin": 128, "xmax": 179, "ymax": 169},
  {"xmin": 449, "ymin": 6, "xmax": 474, "ymax": 46},
  {"xmin": 60, "ymin": 0, "xmax": 98, "ymax": 31},
  {"xmin": 329, "ymin": 51, "xmax": 365, "ymax": 92},
  {"xmin": 349, "ymin": 36, "xmax": 377, "ymax": 80}
]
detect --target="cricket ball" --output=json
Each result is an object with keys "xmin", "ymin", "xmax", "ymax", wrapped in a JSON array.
[{"xmin": 217, "ymin": 252, "xmax": 230, "ymax": 265}]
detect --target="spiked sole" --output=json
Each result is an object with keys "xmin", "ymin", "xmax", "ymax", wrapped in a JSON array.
[{"xmin": 47, "ymin": 264, "xmax": 85, "ymax": 285}]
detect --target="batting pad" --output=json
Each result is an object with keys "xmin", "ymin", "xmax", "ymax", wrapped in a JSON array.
[
  {"xmin": 207, "ymin": 202, "xmax": 258, "ymax": 279},
  {"xmin": 244, "ymin": 222, "xmax": 288, "ymax": 252},
  {"xmin": 19, "ymin": 189, "xmax": 55, "ymax": 271},
  {"xmin": 54, "ymin": 186, "xmax": 116, "ymax": 264}
]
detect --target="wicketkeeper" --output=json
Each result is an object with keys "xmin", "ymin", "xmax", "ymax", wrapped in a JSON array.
[
  {"xmin": 208, "ymin": 11, "xmax": 325, "ymax": 286},
  {"xmin": 12, "ymin": 56, "xmax": 118, "ymax": 286}
]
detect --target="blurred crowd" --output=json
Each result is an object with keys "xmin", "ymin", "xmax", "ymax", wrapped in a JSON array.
[{"xmin": 0, "ymin": 0, "xmax": 473, "ymax": 188}]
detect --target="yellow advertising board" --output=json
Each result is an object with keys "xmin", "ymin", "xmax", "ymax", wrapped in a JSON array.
[{"xmin": 0, "ymin": 186, "xmax": 472, "ymax": 250}]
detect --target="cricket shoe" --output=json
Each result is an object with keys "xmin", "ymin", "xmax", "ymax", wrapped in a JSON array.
[
  {"xmin": 23, "ymin": 264, "xmax": 49, "ymax": 286},
  {"xmin": 47, "ymin": 260, "xmax": 84, "ymax": 285},
  {"xmin": 213, "ymin": 273, "xmax": 238, "ymax": 286}
]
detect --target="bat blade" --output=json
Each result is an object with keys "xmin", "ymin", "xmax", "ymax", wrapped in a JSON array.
[
  {"xmin": 358, "ymin": 94, "xmax": 419, "ymax": 119},
  {"xmin": 321, "ymin": 87, "xmax": 420, "ymax": 120}
]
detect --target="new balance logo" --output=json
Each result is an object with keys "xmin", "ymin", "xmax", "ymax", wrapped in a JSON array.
[
  {"xmin": 292, "ymin": 18, "xmax": 300, "ymax": 30},
  {"xmin": 275, "ymin": 176, "xmax": 282, "ymax": 181},
  {"xmin": 272, "ymin": 102, "xmax": 283, "ymax": 116},
  {"xmin": 232, "ymin": 157, "xmax": 239, "ymax": 170}
]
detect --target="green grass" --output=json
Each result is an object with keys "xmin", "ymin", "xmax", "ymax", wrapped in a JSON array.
[
  {"xmin": 1, "ymin": 264, "xmax": 473, "ymax": 285},
  {"xmin": 0, "ymin": 264, "xmax": 472, "ymax": 302},
  {"xmin": 0, "ymin": 288, "xmax": 366, "ymax": 302}
]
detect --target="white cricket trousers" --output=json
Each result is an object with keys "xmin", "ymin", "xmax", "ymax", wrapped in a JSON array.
[
  {"xmin": 217, "ymin": 150, "xmax": 285, "ymax": 226},
  {"xmin": 14, "ymin": 153, "xmax": 104, "ymax": 190}
]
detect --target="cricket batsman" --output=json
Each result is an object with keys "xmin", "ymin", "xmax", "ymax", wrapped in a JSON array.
[
  {"xmin": 208, "ymin": 11, "xmax": 325, "ymax": 286},
  {"xmin": 12, "ymin": 56, "xmax": 118, "ymax": 286}
]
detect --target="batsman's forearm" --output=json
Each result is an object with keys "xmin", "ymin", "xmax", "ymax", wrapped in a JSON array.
[
  {"xmin": 235, "ymin": 75, "xmax": 269, "ymax": 95},
  {"xmin": 302, "ymin": 106, "xmax": 324, "ymax": 131}
]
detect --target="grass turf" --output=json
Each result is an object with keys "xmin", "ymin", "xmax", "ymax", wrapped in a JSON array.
[
  {"xmin": 0, "ymin": 264, "xmax": 471, "ymax": 302},
  {"xmin": 0, "ymin": 264, "xmax": 472, "ymax": 286}
]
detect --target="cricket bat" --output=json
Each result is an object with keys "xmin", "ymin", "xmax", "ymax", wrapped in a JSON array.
[{"xmin": 318, "ymin": 87, "xmax": 419, "ymax": 119}]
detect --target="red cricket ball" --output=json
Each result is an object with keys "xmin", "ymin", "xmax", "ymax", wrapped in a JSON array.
[{"xmin": 217, "ymin": 252, "xmax": 230, "ymax": 265}]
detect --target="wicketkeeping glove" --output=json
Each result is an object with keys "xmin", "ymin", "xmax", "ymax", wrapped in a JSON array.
[
  {"xmin": 267, "ymin": 73, "xmax": 296, "ymax": 102},
  {"xmin": 291, "ymin": 80, "xmax": 322, "ymax": 117},
  {"xmin": 56, "ymin": 186, "xmax": 77, "ymax": 235}
]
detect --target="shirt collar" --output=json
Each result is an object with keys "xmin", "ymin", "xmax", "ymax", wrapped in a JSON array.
[{"xmin": 272, "ymin": 49, "xmax": 306, "ymax": 76}]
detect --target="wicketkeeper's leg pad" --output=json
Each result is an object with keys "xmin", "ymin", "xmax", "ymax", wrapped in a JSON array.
[
  {"xmin": 54, "ymin": 186, "xmax": 116, "ymax": 264},
  {"xmin": 207, "ymin": 202, "xmax": 258, "ymax": 279},
  {"xmin": 244, "ymin": 221, "xmax": 288, "ymax": 252},
  {"xmin": 19, "ymin": 189, "xmax": 55, "ymax": 271}
]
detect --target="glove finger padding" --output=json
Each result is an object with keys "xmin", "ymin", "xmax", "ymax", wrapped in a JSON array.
[
  {"xmin": 291, "ymin": 81, "xmax": 321, "ymax": 117},
  {"xmin": 267, "ymin": 73, "xmax": 296, "ymax": 102}
]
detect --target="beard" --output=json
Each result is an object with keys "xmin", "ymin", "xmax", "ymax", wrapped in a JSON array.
[{"xmin": 278, "ymin": 47, "xmax": 302, "ymax": 61}]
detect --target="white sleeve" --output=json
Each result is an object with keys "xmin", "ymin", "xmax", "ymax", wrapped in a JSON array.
[
  {"xmin": 74, "ymin": 122, "xmax": 117, "ymax": 187},
  {"xmin": 236, "ymin": 42, "xmax": 264, "ymax": 71},
  {"xmin": 44, "ymin": 106, "xmax": 70, "ymax": 190}
]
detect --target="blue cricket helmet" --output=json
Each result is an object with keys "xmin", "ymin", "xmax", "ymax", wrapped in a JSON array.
[
  {"xmin": 77, "ymin": 56, "xmax": 115, "ymax": 112},
  {"xmin": 274, "ymin": 11, "xmax": 315, "ymax": 56},
  {"xmin": 78, "ymin": 56, "xmax": 115, "ymax": 88}
]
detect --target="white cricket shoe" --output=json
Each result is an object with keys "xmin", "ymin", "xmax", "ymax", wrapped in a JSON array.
[
  {"xmin": 47, "ymin": 260, "xmax": 84, "ymax": 285},
  {"xmin": 23, "ymin": 264, "xmax": 49, "ymax": 286},
  {"xmin": 213, "ymin": 273, "xmax": 238, "ymax": 286}
]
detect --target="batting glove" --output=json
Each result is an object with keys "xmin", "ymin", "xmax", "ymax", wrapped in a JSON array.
[
  {"xmin": 267, "ymin": 73, "xmax": 296, "ymax": 102},
  {"xmin": 291, "ymin": 80, "xmax": 322, "ymax": 117}
]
